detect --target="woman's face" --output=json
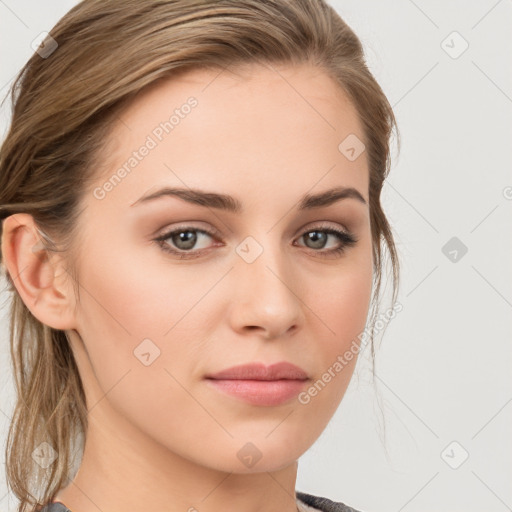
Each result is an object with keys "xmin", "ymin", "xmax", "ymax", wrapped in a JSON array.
[{"xmin": 68, "ymin": 63, "xmax": 373, "ymax": 472}]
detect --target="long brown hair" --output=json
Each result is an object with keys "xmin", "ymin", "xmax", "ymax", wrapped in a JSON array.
[{"xmin": 0, "ymin": 1, "xmax": 400, "ymax": 510}]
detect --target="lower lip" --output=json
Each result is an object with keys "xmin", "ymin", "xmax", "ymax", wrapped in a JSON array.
[{"xmin": 205, "ymin": 378, "xmax": 308, "ymax": 406}]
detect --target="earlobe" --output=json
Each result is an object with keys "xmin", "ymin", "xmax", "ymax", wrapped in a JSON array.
[{"xmin": 1, "ymin": 213, "xmax": 77, "ymax": 331}]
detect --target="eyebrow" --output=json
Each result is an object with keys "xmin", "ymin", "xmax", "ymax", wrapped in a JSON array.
[{"xmin": 130, "ymin": 185, "xmax": 367, "ymax": 212}]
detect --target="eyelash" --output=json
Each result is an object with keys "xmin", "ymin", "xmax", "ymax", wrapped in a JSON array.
[{"xmin": 153, "ymin": 223, "xmax": 358, "ymax": 260}]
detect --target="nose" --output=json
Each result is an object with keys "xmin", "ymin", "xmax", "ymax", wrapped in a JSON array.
[{"xmin": 227, "ymin": 239, "xmax": 305, "ymax": 340}]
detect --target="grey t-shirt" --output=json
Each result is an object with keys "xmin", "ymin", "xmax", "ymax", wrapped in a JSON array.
[
  {"xmin": 38, "ymin": 491, "xmax": 362, "ymax": 512},
  {"xmin": 296, "ymin": 491, "xmax": 362, "ymax": 512}
]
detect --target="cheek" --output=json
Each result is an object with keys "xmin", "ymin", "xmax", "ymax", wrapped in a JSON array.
[
  {"xmin": 73, "ymin": 249, "xmax": 210, "ymax": 435},
  {"xmin": 309, "ymin": 258, "xmax": 373, "ymax": 355},
  {"xmin": 73, "ymin": 240, "xmax": 208, "ymax": 390},
  {"xmin": 298, "ymin": 267, "xmax": 373, "ymax": 422},
  {"xmin": 299, "ymin": 254, "xmax": 372, "ymax": 409},
  {"xmin": 76, "ymin": 233, "xmax": 202, "ymax": 337}
]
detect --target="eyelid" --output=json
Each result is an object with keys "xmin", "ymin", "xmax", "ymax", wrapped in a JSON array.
[
  {"xmin": 154, "ymin": 221, "xmax": 222, "ymax": 240},
  {"xmin": 297, "ymin": 220, "xmax": 351, "ymax": 236}
]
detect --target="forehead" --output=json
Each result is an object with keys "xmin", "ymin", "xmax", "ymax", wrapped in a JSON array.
[
  {"xmin": 119, "ymin": 63, "xmax": 363, "ymax": 136},
  {"xmin": 89, "ymin": 63, "xmax": 368, "ymax": 212}
]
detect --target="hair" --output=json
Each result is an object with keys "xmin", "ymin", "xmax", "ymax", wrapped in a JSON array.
[{"xmin": 0, "ymin": 0, "xmax": 401, "ymax": 510}]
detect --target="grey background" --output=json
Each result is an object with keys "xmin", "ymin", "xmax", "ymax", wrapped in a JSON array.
[{"xmin": 1, "ymin": 1, "xmax": 511, "ymax": 511}]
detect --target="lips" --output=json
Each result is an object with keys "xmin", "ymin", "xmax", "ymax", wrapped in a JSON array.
[
  {"xmin": 205, "ymin": 361, "xmax": 309, "ymax": 381},
  {"xmin": 204, "ymin": 362, "xmax": 310, "ymax": 406}
]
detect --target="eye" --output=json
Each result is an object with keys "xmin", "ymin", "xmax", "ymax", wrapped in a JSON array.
[
  {"xmin": 294, "ymin": 224, "xmax": 358, "ymax": 258},
  {"xmin": 153, "ymin": 223, "xmax": 358, "ymax": 260},
  {"xmin": 154, "ymin": 226, "xmax": 219, "ymax": 259}
]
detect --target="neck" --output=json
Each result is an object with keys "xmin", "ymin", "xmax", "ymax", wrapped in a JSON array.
[{"xmin": 55, "ymin": 402, "xmax": 301, "ymax": 512}]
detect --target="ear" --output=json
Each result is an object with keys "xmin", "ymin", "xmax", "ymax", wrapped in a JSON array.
[{"xmin": 1, "ymin": 213, "xmax": 78, "ymax": 331}]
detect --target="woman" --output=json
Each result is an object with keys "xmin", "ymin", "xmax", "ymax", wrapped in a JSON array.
[{"xmin": 0, "ymin": 1, "xmax": 400, "ymax": 511}]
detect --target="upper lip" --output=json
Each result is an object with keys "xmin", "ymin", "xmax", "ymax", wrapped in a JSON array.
[{"xmin": 205, "ymin": 362, "xmax": 309, "ymax": 381}]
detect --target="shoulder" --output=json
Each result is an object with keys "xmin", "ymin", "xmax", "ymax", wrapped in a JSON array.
[
  {"xmin": 36, "ymin": 502, "xmax": 72, "ymax": 512},
  {"xmin": 39, "ymin": 493, "xmax": 360, "ymax": 512},
  {"xmin": 296, "ymin": 490, "xmax": 364, "ymax": 512}
]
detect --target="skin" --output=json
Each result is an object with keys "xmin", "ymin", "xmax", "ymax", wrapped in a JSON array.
[{"xmin": 2, "ymin": 63, "xmax": 373, "ymax": 512}]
